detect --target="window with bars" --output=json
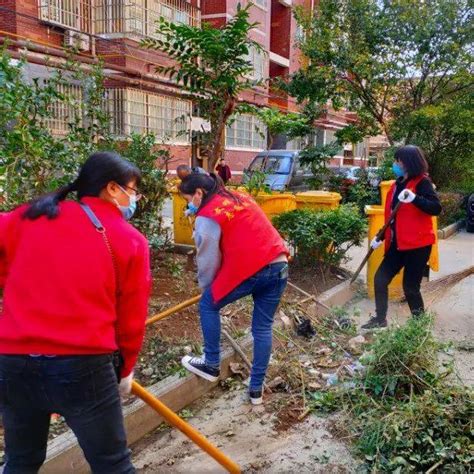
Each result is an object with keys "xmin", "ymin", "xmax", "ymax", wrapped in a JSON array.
[
  {"xmin": 38, "ymin": 0, "xmax": 90, "ymax": 31},
  {"xmin": 107, "ymin": 88, "xmax": 192, "ymax": 143},
  {"xmin": 226, "ymin": 114, "xmax": 267, "ymax": 150},
  {"xmin": 43, "ymin": 83, "xmax": 83, "ymax": 136},
  {"xmin": 94, "ymin": 0, "xmax": 199, "ymax": 37}
]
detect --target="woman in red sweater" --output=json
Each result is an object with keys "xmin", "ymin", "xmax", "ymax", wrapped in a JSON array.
[{"xmin": 0, "ymin": 152, "xmax": 151, "ymax": 473}]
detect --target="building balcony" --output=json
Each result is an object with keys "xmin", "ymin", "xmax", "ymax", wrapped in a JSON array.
[
  {"xmin": 38, "ymin": 0, "xmax": 92, "ymax": 32},
  {"xmin": 95, "ymin": 0, "xmax": 200, "ymax": 39},
  {"xmin": 38, "ymin": 1, "xmax": 200, "ymax": 39}
]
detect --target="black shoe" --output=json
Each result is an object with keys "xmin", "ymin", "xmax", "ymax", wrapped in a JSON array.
[
  {"xmin": 361, "ymin": 317, "xmax": 388, "ymax": 330},
  {"xmin": 181, "ymin": 355, "xmax": 220, "ymax": 382},
  {"xmin": 249, "ymin": 389, "xmax": 263, "ymax": 406}
]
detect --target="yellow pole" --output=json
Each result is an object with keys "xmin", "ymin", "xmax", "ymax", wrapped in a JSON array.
[
  {"xmin": 131, "ymin": 381, "xmax": 241, "ymax": 474},
  {"xmin": 146, "ymin": 295, "xmax": 202, "ymax": 326}
]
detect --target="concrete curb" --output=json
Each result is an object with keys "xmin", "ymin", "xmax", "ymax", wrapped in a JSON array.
[
  {"xmin": 42, "ymin": 280, "xmax": 356, "ymax": 473},
  {"xmin": 305, "ymin": 280, "xmax": 358, "ymax": 318},
  {"xmin": 437, "ymin": 220, "xmax": 464, "ymax": 240}
]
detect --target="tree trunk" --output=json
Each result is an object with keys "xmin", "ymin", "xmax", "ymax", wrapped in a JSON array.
[{"xmin": 208, "ymin": 96, "xmax": 236, "ymax": 171}]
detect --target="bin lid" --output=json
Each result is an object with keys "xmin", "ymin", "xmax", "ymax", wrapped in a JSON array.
[
  {"xmin": 295, "ymin": 191, "xmax": 342, "ymax": 202},
  {"xmin": 365, "ymin": 205, "xmax": 384, "ymax": 215},
  {"xmin": 256, "ymin": 192, "xmax": 296, "ymax": 200}
]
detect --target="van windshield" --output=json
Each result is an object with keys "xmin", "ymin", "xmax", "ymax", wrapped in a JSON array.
[{"xmin": 248, "ymin": 155, "xmax": 293, "ymax": 175}]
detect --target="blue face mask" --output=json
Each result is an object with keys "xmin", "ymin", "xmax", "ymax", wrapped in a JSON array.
[
  {"xmin": 187, "ymin": 202, "xmax": 200, "ymax": 215},
  {"xmin": 117, "ymin": 187, "xmax": 137, "ymax": 220},
  {"xmin": 392, "ymin": 162, "xmax": 405, "ymax": 178}
]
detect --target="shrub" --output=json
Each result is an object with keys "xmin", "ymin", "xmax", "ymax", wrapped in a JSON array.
[
  {"xmin": 0, "ymin": 48, "xmax": 169, "ymax": 248},
  {"xmin": 346, "ymin": 169, "xmax": 380, "ymax": 214},
  {"xmin": 438, "ymin": 192, "xmax": 466, "ymax": 228},
  {"xmin": 309, "ymin": 316, "xmax": 473, "ymax": 472},
  {"xmin": 242, "ymin": 170, "xmax": 271, "ymax": 196},
  {"xmin": 115, "ymin": 133, "xmax": 171, "ymax": 249},
  {"xmin": 273, "ymin": 204, "xmax": 366, "ymax": 273}
]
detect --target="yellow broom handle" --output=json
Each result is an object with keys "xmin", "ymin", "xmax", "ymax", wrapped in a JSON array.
[
  {"xmin": 146, "ymin": 295, "xmax": 202, "ymax": 325},
  {"xmin": 131, "ymin": 381, "xmax": 241, "ymax": 474}
]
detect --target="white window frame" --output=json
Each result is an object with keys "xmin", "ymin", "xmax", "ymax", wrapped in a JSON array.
[
  {"xmin": 107, "ymin": 88, "xmax": 192, "ymax": 144},
  {"xmin": 254, "ymin": 0, "xmax": 267, "ymax": 10},
  {"xmin": 245, "ymin": 45, "xmax": 266, "ymax": 81},
  {"xmin": 226, "ymin": 114, "xmax": 267, "ymax": 151}
]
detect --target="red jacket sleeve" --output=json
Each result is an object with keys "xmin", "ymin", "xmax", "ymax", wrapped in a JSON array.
[{"xmin": 115, "ymin": 235, "xmax": 151, "ymax": 377}]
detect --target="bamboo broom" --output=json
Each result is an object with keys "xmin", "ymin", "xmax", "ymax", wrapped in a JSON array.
[
  {"xmin": 397, "ymin": 265, "xmax": 474, "ymax": 302},
  {"xmin": 422, "ymin": 265, "xmax": 474, "ymax": 295}
]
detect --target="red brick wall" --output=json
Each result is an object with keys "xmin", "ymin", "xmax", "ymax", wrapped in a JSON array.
[
  {"xmin": 0, "ymin": 0, "xmax": 17, "ymax": 34},
  {"xmin": 270, "ymin": 0, "xmax": 290, "ymax": 58},
  {"xmin": 224, "ymin": 149, "xmax": 259, "ymax": 173},
  {"xmin": 15, "ymin": 0, "xmax": 64, "ymax": 47}
]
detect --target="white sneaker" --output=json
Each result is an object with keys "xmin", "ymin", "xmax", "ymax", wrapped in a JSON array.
[{"xmin": 249, "ymin": 389, "xmax": 263, "ymax": 405}]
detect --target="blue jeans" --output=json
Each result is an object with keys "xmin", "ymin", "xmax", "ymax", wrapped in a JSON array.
[
  {"xmin": 0, "ymin": 354, "xmax": 133, "ymax": 474},
  {"xmin": 199, "ymin": 262, "xmax": 288, "ymax": 391}
]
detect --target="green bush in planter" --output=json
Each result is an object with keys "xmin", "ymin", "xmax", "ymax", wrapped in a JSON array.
[{"xmin": 273, "ymin": 204, "xmax": 366, "ymax": 274}]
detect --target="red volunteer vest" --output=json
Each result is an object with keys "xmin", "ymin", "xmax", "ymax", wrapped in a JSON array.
[
  {"xmin": 384, "ymin": 175, "xmax": 435, "ymax": 251},
  {"xmin": 197, "ymin": 192, "xmax": 289, "ymax": 302}
]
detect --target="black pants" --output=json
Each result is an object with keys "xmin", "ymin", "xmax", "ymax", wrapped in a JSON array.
[
  {"xmin": 375, "ymin": 244, "xmax": 432, "ymax": 320},
  {"xmin": 0, "ymin": 354, "xmax": 134, "ymax": 474}
]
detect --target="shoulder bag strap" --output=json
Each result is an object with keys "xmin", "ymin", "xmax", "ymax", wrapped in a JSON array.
[
  {"xmin": 79, "ymin": 202, "xmax": 123, "ymax": 380},
  {"xmin": 79, "ymin": 202, "xmax": 120, "ymax": 295}
]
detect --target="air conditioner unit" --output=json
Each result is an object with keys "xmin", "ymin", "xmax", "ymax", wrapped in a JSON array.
[
  {"xmin": 64, "ymin": 30, "xmax": 90, "ymax": 51},
  {"xmin": 191, "ymin": 117, "xmax": 211, "ymax": 132},
  {"xmin": 278, "ymin": 0, "xmax": 292, "ymax": 6}
]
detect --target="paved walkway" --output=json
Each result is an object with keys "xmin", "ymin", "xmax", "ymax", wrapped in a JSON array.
[{"xmin": 344, "ymin": 230, "xmax": 474, "ymax": 385}]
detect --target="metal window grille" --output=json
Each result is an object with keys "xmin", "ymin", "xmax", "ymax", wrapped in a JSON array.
[
  {"xmin": 95, "ymin": 0, "xmax": 200, "ymax": 37},
  {"xmin": 43, "ymin": 83, "xmax": 83, "ymax": 136},
  {"xmin": 38, "ymin": 0, "xmax": 91, "ymax": 31},
  {"xmin": 226, "ymin": 114, "xmax": 267, "ymax": 150},
  {"xmin": 107, "ymin": 88, "xmax": 192, "ymax": 143}
]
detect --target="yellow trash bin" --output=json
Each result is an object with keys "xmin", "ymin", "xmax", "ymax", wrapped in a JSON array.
[
  {"xmin": 295, "ymin": 191, "xmax": 342, "ymax": 211},
  {"xmin": 380, "ymin": 180, "xmax": 394, "ymax": 208},
  {"xmin": 171, "ymin": 189, "xmax": 194, "ymax": 246},
  {"xmin": 254, "ymin": 193, "xmax": 297, "ymax": 221}
]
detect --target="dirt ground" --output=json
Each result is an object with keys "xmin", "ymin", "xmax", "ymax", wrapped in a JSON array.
[
  {"xmin": 136, "ymin": 253, "xmax": 341, "ymax": 386},
  {"xmin": 131, "ymin": 232, "xmax": 473, "ymax": 471},
  {"xmin": 132, "ymin": 387, "xmax": 358, "ymax": 473}
]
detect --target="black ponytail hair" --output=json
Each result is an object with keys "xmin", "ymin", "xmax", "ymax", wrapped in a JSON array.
[
  {"xmin": 24, "ymin": 151, "xmax": 141, "ymax": 220},
  {"xmin": 178, "ymin": 172, "xmax": 239, "ymax": 210}
]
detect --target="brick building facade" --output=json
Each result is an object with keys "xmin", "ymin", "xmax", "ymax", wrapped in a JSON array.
[{"xmin": 0, "ymin": 0, "xmax": 368, "ymax": 174}]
